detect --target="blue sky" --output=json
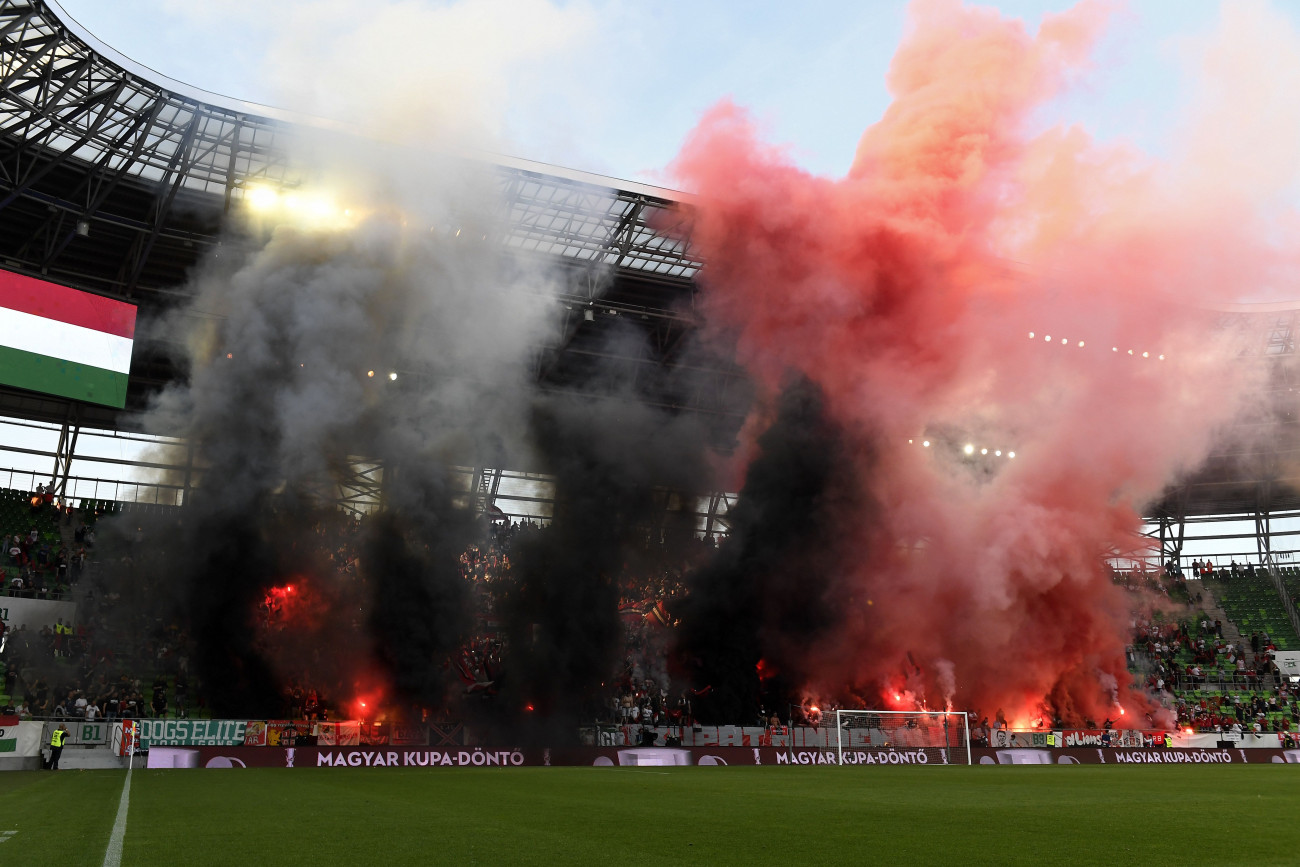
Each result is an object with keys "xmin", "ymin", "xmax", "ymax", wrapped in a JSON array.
[{"xmin": 53, "ymin": 0, "xmax": 1283, "ymax": 184}]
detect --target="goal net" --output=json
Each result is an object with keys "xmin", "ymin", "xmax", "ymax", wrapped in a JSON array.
[{"xmin": 834, "ymin": 710, "xmax": 971, "ymax": 765}]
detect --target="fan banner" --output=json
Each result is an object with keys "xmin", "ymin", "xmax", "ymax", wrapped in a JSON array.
[{"xmin": 136, "ymin": 718, "xmax": 247, "ymax": 747}]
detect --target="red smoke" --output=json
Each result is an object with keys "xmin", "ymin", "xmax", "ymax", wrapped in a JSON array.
[{"xmin": 672, "ymin": 0, "xmax": 1300, "ymax": 725}]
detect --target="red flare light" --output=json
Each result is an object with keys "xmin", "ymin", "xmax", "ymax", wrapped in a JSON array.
[{"xmin": 349, "ymin": 685, "xmax": 384, "ymax": 721}]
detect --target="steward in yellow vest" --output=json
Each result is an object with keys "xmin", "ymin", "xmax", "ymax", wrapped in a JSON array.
[{"xmin": 48, "ymin": 724, "xmax": 69, "ymax": 770}]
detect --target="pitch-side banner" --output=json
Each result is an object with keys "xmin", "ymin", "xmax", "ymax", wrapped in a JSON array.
[
  {"xmin": 136, "ymin": 719, "xmax": 247, "ymax": 747},
  {"xmin": 974, "ymin": 747, "xmax": 1300, "ymax": 764},
  {"xmin": 0, "ymin": 720, "xmax": 46, "ymax": 757},
  {"xmin": 144, "ymin": 745, "xmax": 1300, "ymax": 770}
]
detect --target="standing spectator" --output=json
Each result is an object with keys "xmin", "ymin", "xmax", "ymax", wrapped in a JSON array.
[{"xmin": 48, "ymin": 724, "xmax": 68, "ymax": 770}]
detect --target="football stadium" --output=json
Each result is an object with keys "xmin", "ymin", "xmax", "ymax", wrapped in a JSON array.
[{"xmin": 3, "ymin": 0, "xmax": 1300, "ymax": 863}]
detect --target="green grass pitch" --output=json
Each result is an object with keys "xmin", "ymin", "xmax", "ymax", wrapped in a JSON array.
[{"xmin": 2, "ymin": 765, "xmax": 1300, "ymax": 865}]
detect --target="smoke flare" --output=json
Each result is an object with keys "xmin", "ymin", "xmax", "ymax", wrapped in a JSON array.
[{"xmin": 671, "ymin": 0, "xmax": 1300, "ymax": 724}]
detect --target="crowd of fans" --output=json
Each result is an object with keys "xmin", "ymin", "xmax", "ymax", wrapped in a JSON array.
[
  {"xmin": 1129, "ymin": 607, "xmax": 1300, "ymax": 735},
  {"xmin": 10, "ymin": 481, "xmax": 1300, "ymax": 738},
  {"xmin": 0, "ymin": 491, "xmax": 198, "ymax": 723},
  {"xmin": 1, "ymin": 486, "xmax": 92, "ymax": 600}
]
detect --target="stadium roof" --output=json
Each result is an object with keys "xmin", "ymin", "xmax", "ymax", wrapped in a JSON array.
[
  {"xmin": 0, "ymin": 0, "xmax": 744, "ymax": 435},
  {"xmin": 2, "ymin": 0, "xmax": 1300, "ymax": 520}
]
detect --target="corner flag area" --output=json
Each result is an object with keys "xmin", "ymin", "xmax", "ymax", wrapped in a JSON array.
[{"xmin": 2, "ymin": 766, "xmax": 1300, "ymax": 865}]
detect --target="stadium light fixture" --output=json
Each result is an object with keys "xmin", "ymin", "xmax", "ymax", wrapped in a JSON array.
[
  {"xmin": 994, "ymin": 450, "xmax": 1002, "ymax": 456},
  {"xmin": 1077, "ymin": 341, "xmax": 1084, "ymax": 348},
  {"xmin": 367, "ymin": 370, "xmax": 375, "ymax": 378},
  {"xmin": 246, "ymin": 185, "xmax": 278, "ymax": 211},
  {"xmin": 388, "ymin": 372, "xmax": 397, "ymax": 381},
  {"xmin": 1008, "ymin": 451, "xmax": 1015, "ymax": 458},
  {"xmin": 980, "ymin": 448, "xmax": 988, "ymax": 455},
  {"xmin": 1044, "ymin": 335, "xmax": 1051, "ymax": 342},
  {"xmin": 1142, "ymin": 351, "xmax": 1149, "ymax": 358},
  {"xmin": 922, "ymin": 440, "xmax": 930, "ymax": 448},
  {"xmin": 1060, "ymin": 337, "xmax": 1067, "ymax": 344},
  {"xmin": 1028, "ymin": 332, "xmax": 1034, "ymax": 339},
  {"xmin": 963, "ymin": 444, "xmax": 974, "ymax": 455}
]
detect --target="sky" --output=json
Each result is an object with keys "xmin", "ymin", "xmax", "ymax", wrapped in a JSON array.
[{"xmin": 51, "ymin": 0, "xmax": 1286, "ymax": 185}]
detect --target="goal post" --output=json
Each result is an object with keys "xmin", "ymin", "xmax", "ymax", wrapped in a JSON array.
[{"xmin": 834, "ymin": 709, "xmax": 971, "ymax": 766}]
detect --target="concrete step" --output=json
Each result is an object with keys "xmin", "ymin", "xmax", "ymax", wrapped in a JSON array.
[{"xmin": 49, "ymin": 749, "xmax": 127, "ymax": 770}]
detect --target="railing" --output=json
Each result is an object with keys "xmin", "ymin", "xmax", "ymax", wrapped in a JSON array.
[
  {"xmin": 0, "ymin": 468, "xmax": 184, "ymax": 507},
  {"xmin": 1264, "ymin": 556, "xmax": 1300, "ymax": 642},
  {"xmin": 1172, "ymin": 669, "xmax": 1273, "ymax": 692},
  {"xmin": 3, "ymin": 587, "xmax": 74, "ymax": 602}
]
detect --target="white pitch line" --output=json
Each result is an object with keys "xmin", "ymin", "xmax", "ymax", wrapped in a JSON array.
[{"xmin": 101, "ymin": 767, "xmax": 132, "ymax": 867}]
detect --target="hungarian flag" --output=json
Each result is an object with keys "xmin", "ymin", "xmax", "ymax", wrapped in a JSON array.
[
  {"xmin": 0, "ymin": 714, "xmax": 18, "ymax": 752},
  {"xmin": 0, "ymin": 271, "xmax": 136, "ymax": 407}
]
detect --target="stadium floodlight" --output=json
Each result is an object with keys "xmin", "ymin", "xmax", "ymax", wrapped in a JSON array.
[
  {"xmin": 963, "ymin": 444, "xmax": 974, "ymax": 455},
  {"xmin": 1008, "ymin": 451, "xmax": 1016, "ymax": 458},
  {"xmin": 388, "ymin": 372, "xmax": 398, "ymax": 381},
  {"xmin": 834, "ymin": 709, "xmax": 971, "ymax": 765},
  {"xmin": 246, "ymin": 185, "xmax": 278, "ymax": 211}
]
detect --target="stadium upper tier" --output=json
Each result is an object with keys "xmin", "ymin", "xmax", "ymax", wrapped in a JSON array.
[
  {"xmin": 0, "ymin": 0, "xmax": 744, "ymax": 433},
  {"xmin": 3, "ymin": 0, "xmax": 1300, "ymax": 517}
]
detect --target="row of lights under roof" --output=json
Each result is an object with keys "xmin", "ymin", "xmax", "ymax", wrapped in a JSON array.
[
  {"xmin": 222, "ymin": 354, "xmax": 399, "ymax": 381},
  {"xmin": 908, "ymin": 439, "xmax": 1015, "ymax": 458},
  {"xmin": 1027, "ymin": 332, "xmax": 1164, "ymax": 361}
]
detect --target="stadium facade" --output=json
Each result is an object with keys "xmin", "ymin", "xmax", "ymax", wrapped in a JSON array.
[{"xmin": 1, "ymin": 0, "xmax": 1299, "ymax": 597}]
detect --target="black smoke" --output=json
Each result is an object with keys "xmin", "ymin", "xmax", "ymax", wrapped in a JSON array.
[
  {"xmin": 490, "ymin": 392, "xmax": 711, "ymax": 742},
  {"xmin": 672, "ymin": 377, "xmax": 862, "ymax": 724}
]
